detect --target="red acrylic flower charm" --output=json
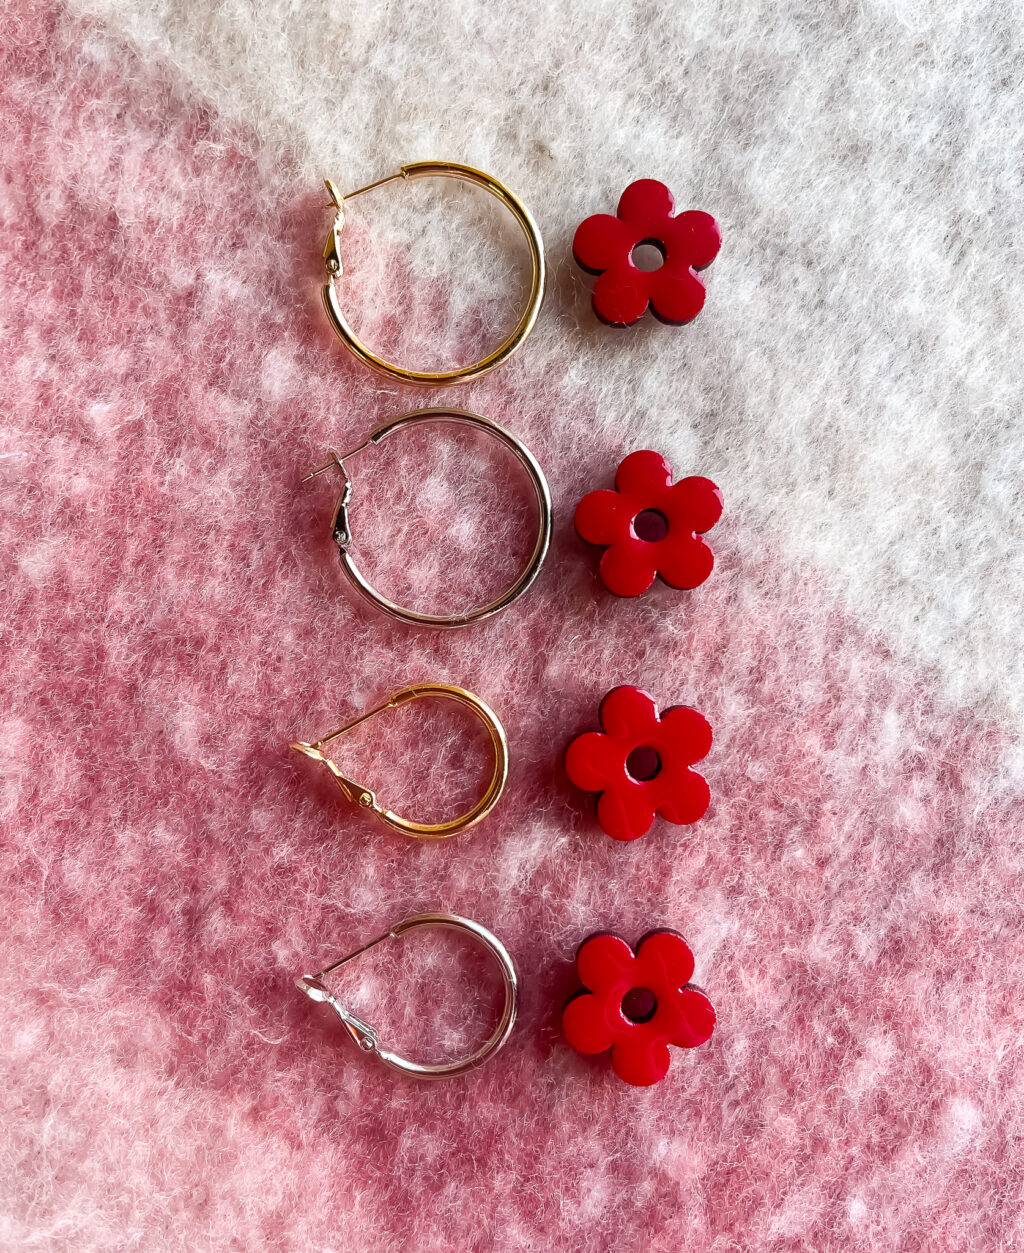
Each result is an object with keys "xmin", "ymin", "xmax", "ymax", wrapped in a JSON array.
[
  {"xmin": 565, "ymin": 686, "xmax": 711, "ymax": 841},
  {"xmin": 563, "ymin": 930, "xmax": 716, "ymax": 1086},
  {"xmin": 573, "ymin": 180, "xmax": 721, "ymax": 326},
  {"xmin": 575, "ymin": 451, "xmax": 722, "ymax": 598}
]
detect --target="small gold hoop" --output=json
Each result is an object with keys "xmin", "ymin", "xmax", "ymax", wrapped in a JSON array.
[
  {"xmin": 289, "ymin": 683, "xmax": 508, "ymax": 839},
  {"xmin": 321, "ymin": 161, "xmax": 545, "ymax": 386},
  {"xmin": 301, "ymin": 408, "xmax": 552, "ymax": 629},
  {"xmin": 296, "ymin": 913, "xmax": 518, "ymax": 1079}
]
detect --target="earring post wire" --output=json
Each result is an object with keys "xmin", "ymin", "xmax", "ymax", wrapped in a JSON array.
[
  {"xmin": 324, "ymin": 172, "xmax": 407, "ymax": 213},
  {"xmin": 311, "ymin": 696, "xmax": 402, "ymax": 748},
  {"xmin": 300, "ymin": 439, "xmax": 371, "ymax": 484},
  {"xmin": 343, "ymin": 171, "xmax": 407, "ymax": 202},
  {"xmin": 310, "ymin": 928, "xmax": 396, "ymax": 982}
]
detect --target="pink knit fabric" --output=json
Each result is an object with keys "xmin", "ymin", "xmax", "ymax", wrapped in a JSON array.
[{"xmin": 2, "ymin": 4, "xmax": 1022, "ymax": 1250}]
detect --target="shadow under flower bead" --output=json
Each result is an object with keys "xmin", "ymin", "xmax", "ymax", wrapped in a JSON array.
[
  {"xmin": 565, "ymin": 686, "xmax": 712, "ymax": 841},
  {"xmin": 575, "ymin": 450, "xmax": 723, "ymax": 598},
  {"xmin": 573, "ymin": 179, "xmax": 721, "ymax": 326},
  {"xmin": 562, "ymin": 930, "xmax": 716, "ymax": 1086}
]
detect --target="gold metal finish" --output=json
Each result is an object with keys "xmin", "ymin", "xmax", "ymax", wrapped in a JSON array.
[
  {"xmin": 303, "ymin": 408, "xmax": 552, "ymax": 628},
  {"xmin": 289, "ymin": 682, "xmax": 508, "ymax": 839},
  {"xmin": 321, "ymin": 160, "xmax": 545, "ymax": 386},
  {"xmin": 296, "ymin": 912, "xmax": 518, "ymax": 1079}
]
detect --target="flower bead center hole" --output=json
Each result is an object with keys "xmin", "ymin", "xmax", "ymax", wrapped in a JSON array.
[
  {"xmin": 631, "ymin": 240, "xmax": 666, "ymax": 272},
  {"xmin": 621, "ymin": 987, "xmax": 658, "ymax": 1023},
  {"xmin": 626, "ymin": 745, "xmax": 662, "ymax": 781},
  {"xmin": 632, "ymin": 509, "xmax": 669, "ymax": 543}
]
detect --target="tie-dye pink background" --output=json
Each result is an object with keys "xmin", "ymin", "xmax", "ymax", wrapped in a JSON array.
[{"xmin": 3, "ymin": 2, "xmax": 1022, "ymax": 1249}]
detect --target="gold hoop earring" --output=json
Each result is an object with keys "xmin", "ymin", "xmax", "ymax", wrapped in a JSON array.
[
  {"xmin": 296, "ymin": 913, "xmax": 518, "ymax": 1079},
  {"xmin": 301, "ymin": 407, "xmax": 552, "ymax": 629},
  {"xmin": 289, "ymin": 683, "xmax": 508, "ymax": 839},
  {"xmin": 321, "ymin": 161, "xmax": 545, "ymax": 386}
]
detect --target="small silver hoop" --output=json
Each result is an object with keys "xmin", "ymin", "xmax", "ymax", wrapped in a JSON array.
[
  {"xmin": 296, "ymin": 913, "xmax": 518, "ymax": 1079},
  {"xmin": 302, "ymin": 409, "xmax": 552, "ymax": 628}
]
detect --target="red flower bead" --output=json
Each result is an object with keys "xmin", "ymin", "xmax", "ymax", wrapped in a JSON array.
[
  {"xmin": 563, "ymin": 930, "xmax": 716, "ymax": 1086},
  {"xmin": 565, "ymin": 686, "xmax": 711, "ymax": 841},
  {"xmin": 575, "ymin": 451, "xmax": 722, "ymax": 598},
  {"xmin": 573, "ymin": 180, "xmax": 721, "ymax": 326}
]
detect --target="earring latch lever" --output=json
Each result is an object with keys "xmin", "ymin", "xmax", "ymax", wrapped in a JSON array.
[
  {"xmin": 300, "ymin": 441, "xmax": 371, "ymax": 548},
  {"xmin": 296, "ymin": 970, "xmax": 383, "ymax": 1053},
  {"xmin": 288, "ymin": 691, "xmax": 419, "ymax": 812}
]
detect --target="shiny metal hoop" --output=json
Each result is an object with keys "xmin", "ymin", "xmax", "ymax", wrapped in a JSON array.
[
  {"xmin": 321, "ymin": 161, "xmax": 545, "ymax": 386},
  {"xmin": 296, "ymin": 913, "xmax": 518, "ymax": 1079},
  {"xmin": 302, "ymin": 408, "xmax": 552, "ymax": 628},
  {"xmin": 289, "ymin": 682, "xmax": 508, "ymax": 839}
]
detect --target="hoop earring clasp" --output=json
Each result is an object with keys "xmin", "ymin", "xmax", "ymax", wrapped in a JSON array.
[
  {"xmin": 296, "ymin": 913, "xmax": 518, "ymax": 1079},
  {"xmin": 321, "ymin": 161, "xmax": 545, "ymax": 386},
  {"xmin": 301, "ymin": 408, "xmax": 552, "ymax": 629},
  {"xmin": 289, "ymin": 683, "xmax": 508, "ymax": 838}
]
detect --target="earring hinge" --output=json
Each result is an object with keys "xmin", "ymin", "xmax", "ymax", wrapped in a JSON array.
[
  {"xmin": 300, "ymin": 442, "xmax": 371, "ymax": 549},
  {"xmin": 288, "ymin": 740, "xmax": 378, "ymax": 810},
  {"xmin": 296, "ymin": 927, "xmax": 403, "ymax": 1052},
  {"xmin": 323, "ymin": 171, "xmax": 409, "ymax": 277},
  {"xmin": 288, "ymin": 692, "xmax": 417, "ymax": 814},
  {"xmin": 295, "ymin": 972, "xmax": 384, "ymax": 1053}
]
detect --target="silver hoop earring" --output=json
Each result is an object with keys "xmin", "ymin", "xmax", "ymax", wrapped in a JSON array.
[
  {"xmin": 301, "ymin": 408, "xmax": 552, "ymax": 628},
  {"xmin": 296, "ymin": 913, "xmax": 518, "ymax": 1079}
]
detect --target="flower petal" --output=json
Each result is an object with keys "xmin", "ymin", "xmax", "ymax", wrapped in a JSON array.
[
  {"xmin": 663, "ymin": 209, "xmax": 722, "ymax": 269},
  {"xmin": 617, "ymin": 179, "xmax": 675, "ymax": 229},
  {"xmin": 666, "ymin": 987, "xmax": 717, "ymax": 1048},
  {"xmin": 659, "ymin": 705, "xmax": 713, "ymax": 764},
  {"xmin": 636, "ymin": 930, "xmax": 696, "ymax": 989},
  {"xmin": 599, "ymin": 541, "xmax": 657, "ymax": 597},
  {"xmin": 572, "ymin": 213, "xmax": 632, "ymax": 274},
  {"xmin": 611, "ymin": 1033, "xmax": 671, "ymax": 1086},
  {"xmin": 648, "ymin": 267, "xmax": 708, "ymax": 326},
  {"xmin": 576, "ymin": 932, "xmax": 636, "ymax": 989},
  {"xmin": 574, "ymin": 488, "xmax": 629, "ymax": 547},
  {"xmin": 614, "ymin": 449, "xmax": 673, "ymax": 501},
  {"xmin": 562, "ymin": 991, "xmax": 618, "ymax": 1055},
  {"xmin": 654, "ymin": 533, "xmax": 715, "ymax": 591},
  {"xmin": 599, "ymin": 686, "xmax": 659, "ymax": 737},
  {"xmin": 597, "ymin": 782, "xmax": 655, "ymax": 841},
  {"xmin": 591, "ymin": 268, "xmax": 652, "ymax": 327},
  {"xmin": 666, "ymin": 476, "xmax": 723, "ymax": 534},
  {"xmin": 651, "ymin": 764, "xmax": 710, "ymax": 826},
  {"xmin": 565, "ymin": 730, "xmax": 618, "ymax": 792}
]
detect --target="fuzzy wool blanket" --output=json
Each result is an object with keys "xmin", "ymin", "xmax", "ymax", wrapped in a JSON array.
[{"xmin": 2, "ymin": 1, "xmax": 1022, "ymax": 1249}]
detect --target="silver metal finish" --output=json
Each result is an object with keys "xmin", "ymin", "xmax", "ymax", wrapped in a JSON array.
[
  {"xmin": 296, "ymin": 913, "xmax": 518, "ymax": 1079},
  {"xmin": 303, "ymin": 408, "xmax": 552, "ymax": 628}
]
